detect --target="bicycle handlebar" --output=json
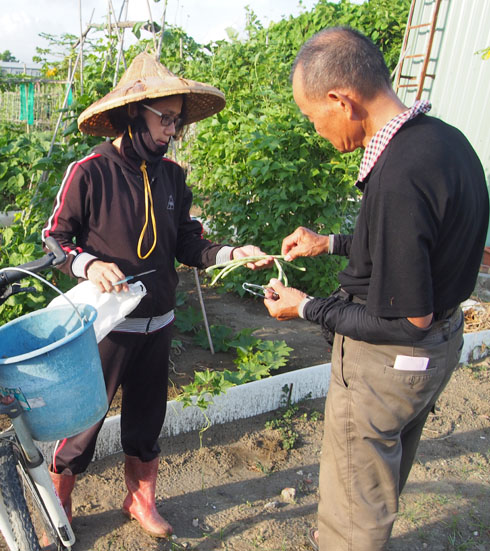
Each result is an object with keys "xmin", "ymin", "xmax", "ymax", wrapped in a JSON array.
[{"xmin": 0, "ymin": 237, "xmax": 66, "ymax": 290}]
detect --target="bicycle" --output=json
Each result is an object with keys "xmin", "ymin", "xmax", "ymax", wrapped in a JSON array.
[{"xmin": 0, "ymin": 237, "xmax": 77, "ymax": 551}]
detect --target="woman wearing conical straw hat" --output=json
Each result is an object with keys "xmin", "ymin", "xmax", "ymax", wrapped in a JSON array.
[{"xmin": 42, "ymin": 52, "xmax": 270, "ymax": 539}]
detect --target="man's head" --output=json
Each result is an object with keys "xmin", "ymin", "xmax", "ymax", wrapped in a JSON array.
[
  {"xmin": 292, "ymin": 27, "xmax": 391, "ymax": 102},
  {"xmin": 291, "ymin": 27, "xmax": 393, "ymax": 151}
]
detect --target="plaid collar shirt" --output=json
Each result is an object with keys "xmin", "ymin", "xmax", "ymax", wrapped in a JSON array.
[{"xmin": 357, "ymin": 100, "xmax": 431, "ymax": 184}]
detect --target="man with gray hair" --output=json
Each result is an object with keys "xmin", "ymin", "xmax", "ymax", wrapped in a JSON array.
[{"xmin": 264, "ymin": 27, "xmax": 488, "ymax": 550}]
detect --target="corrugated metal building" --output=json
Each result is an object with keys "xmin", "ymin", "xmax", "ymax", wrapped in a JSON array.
[
  {"xmin": 0, "ymin": 62, "xmax": 42, "ymax": 77},
  {"xmin": 394, "ymin": 0, "xmax": 490, "ymax": 245}
]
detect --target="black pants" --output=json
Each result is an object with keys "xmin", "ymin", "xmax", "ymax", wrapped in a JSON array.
[{"xmin": 52, "ymin": 325, "xmax": 172, "ymax": 475}]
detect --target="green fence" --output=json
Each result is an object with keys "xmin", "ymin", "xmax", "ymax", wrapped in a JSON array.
[{"xmin": 0, "ymin": 80, "xmax": 72, "ymax": 131}]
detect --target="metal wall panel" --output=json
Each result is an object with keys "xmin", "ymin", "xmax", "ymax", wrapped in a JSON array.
[{"xmin": 396, "ymin": 0, "xmax": 490, "ymax": 243}]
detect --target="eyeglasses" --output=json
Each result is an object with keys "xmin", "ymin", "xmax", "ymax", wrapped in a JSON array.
[{"xmin": 142, "ymin": 104, "xmax": 182, "ymax": 128}]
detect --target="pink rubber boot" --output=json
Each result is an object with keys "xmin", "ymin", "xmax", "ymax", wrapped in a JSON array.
[
  {"xmin": 49, "ymin": 470, "xmax": 76, "ymax": 523},
  {"xmin": 122, "ymin": 455, "xmax": 173, "ymax": 538},
  {"xmin": 41, "ymin": 470, "xmax": 76, "ymax": 549}
]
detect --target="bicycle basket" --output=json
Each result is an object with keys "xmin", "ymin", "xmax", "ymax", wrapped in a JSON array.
[{"xmin": 0, "ymin": 304, "xmax": 108, "ymax": 441}]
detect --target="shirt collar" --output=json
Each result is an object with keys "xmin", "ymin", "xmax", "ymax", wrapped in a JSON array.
[{"xmin": 357, "ymin": 100, "xmax": 431, "ymax": 184}]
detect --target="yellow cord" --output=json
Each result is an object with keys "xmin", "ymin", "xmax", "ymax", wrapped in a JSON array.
[
  {"xmin": 127, "ymin": 125, "xmax": 158, "ymax": 259},
  {"xmin": 137, "ymin": 159, "xmax": 158, "ymax": 259}
]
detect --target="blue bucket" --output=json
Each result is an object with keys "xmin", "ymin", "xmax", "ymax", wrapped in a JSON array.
[{"xmin": 0, "ymin": 304, "xmax": 108, "ymax": 441}]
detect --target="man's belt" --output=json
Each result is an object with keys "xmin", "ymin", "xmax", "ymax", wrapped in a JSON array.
[{"xmin": 336, "ymin": 287, "xmax": 458, "ymax": 322}]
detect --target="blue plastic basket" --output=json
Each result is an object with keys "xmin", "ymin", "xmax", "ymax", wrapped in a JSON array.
[{"xmin": 0, "ymin": 304, "xmax": 108, "ymax": 441}]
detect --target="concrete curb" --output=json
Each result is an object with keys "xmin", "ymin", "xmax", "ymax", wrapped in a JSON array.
[
  {"xmin": 461, "ymin": 329, "xmax": 489, "ymax": 362},
  {"xmin": 37, "ymin": 329, "xmax": 489, "ymax": 460}
]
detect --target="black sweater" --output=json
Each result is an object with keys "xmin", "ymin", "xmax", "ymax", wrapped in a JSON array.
[{"xmin": 304, "ymin": 114, "xmax": 489, "ymax": 343}]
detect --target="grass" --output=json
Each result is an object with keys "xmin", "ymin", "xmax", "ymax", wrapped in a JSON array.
[
  {"xmin": 461, "ymin": 358, "xmax": 489, "ymax": 380},
  {"xmin": 445, "ymin": 513, "xmax": 482, "ymax": 550},
  {"xmin": 265, "ymin": 386, "xmax": 321, "ymax": 451},
  {"xmin": 395, "ymin": 491, "xmax": 489, "ymax": 551}
]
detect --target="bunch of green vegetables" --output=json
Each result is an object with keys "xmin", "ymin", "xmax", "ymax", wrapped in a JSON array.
[{"xmin": 205, "ymin": 254, "xmax": 305, "ymax": 287}]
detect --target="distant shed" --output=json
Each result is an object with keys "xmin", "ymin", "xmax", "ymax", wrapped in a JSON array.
[
  {"xmin": 0, "ymin": 62, "xmax": 42, "ymax": 77},
  {"xmin": 394, "ymin": 0, "xmax": 490, "ymax": 245}
]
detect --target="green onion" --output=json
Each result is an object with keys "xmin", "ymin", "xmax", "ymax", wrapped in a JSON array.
[{"xmin": 205, "ymin": 254, "xmax": 305, "ymax": 287}]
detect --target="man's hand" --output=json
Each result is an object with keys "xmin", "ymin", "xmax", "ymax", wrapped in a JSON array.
[
  {"xmin": 232, "ymin": 245, "xmax": 274, "ymax": 270},
  {"xmin": 263, "ymin": 278, "xmax": 308, "ymax": 320},
  {"xmin": 86, "ymin": 260, "xmax": 129, "ymax": 293},
  {"xmin": 282, "ymin": 226, "xmax": 329, "ymax": 261}
]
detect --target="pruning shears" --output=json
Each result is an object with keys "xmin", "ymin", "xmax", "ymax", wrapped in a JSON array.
[
  {"xmin": 112, "ymin": 269, "xmax": 156, "ymax": 286},
  {"xmin": 242, "ymin": 282, "xmax": 279, "ymax": 300}
]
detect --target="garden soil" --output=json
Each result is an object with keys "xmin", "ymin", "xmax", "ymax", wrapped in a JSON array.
[{"xmin": 4, "ymin": 267, "xmax": 490, "ymax": 550}]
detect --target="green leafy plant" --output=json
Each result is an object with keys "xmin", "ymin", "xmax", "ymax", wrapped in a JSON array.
[
  {"xmin": 176, "ymin": 335, "xmax": 292, "ymax": 411},
  {"xmin": 184, "ymin": 0, "xmax": 411, "ymax": 296},
  {"xmin": 231, "ymin": 340, "xmax": 292, "ymax": 382},
  {"xmin": 265, "ymin": 385, "xmax": 320, "ymax": 450},
  {"xmin": 173, "ymin": 305, "xmax": 203, "ymax": 333},
  {"xmin": 1, "ymin": 0, "xmax": 411, "ymax": 324},
  {"xmin": 226, "ymin": 327, "xmax": 258, "ymax": 349},
  {"xmin": 0, "ymin": 123, "xmax": 93, "ymax": 324},
  {"xmin": 175, "ymin": 290, "xmax": 187, "ymax": 307},
  {"xmin": 193, "ymin": 324, "xmax": 233, "ymax": 352}
]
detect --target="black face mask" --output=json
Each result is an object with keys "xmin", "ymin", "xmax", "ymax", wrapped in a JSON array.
[{"xmin": 119, "ymin": 116, "xmax": 169, "ymax": 168}]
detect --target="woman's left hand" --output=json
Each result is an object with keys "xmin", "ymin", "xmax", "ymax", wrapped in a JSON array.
[{"xmin": 232, "ymin": 245, "xmax": 274, "ymax": 269}]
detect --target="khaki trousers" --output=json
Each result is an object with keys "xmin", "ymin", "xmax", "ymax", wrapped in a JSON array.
[{"xmin": 318, "ymin": 310, "xmax": 464, "ymax": 551}]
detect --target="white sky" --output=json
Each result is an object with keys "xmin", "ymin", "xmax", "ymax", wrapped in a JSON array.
[{"xmin": 0, "ymin": 0, "xmax": 320, "ymax": 64}]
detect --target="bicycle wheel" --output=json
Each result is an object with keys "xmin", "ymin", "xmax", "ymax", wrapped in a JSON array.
[{"xmin": 0, "ymin": 440, "xmax": 59, "ymax": 551}]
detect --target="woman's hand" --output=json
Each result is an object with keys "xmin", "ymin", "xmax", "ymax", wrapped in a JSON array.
[
  {"xmin": 282, "ymin": 227, "xmax": 329, "ymax": 261},
  {"xmin": 86, "ymin": 260, "xmax": 129, "ymax": 293},
  {"xmin": 232, "ymin": 245, "xmax": 274, "ymax": 270}
]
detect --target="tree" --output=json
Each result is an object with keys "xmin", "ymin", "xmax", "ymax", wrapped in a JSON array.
[{"xmin": 0, "ymin": 50, "xmax": 19, "ymax": 62}]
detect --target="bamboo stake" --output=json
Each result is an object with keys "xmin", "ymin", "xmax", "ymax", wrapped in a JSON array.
[
  {"xmin": 47, "ymin": 12, "xmax": 94, "ymax": 159},
  {"xmin": 156, "ymin": 0, "xmax": 169, "ymax": 61},
  {"xmin": 109, "ymin": 0, "xmax": 128, "ymax": 87},
  {"xmin": 78, "ymin": 0, "xmax": 84, "ymax": 95},
  {"xmin": 145, "ymin": 0, "xmax": 158, "ymax": 54},
  {"xmin": 102, "ymin": 0, "xmax": 112, "ymax": 75},
  {"xmin": 116, "ymin": 0, "xmax": 129, "ymax": 75},
  {"xmin": 193, "ymin": 268, "xmax": 215, "ymax": 354},
  {"xmin": 24, "ymin": 10, "xmax": 94, "ymax": 219}
]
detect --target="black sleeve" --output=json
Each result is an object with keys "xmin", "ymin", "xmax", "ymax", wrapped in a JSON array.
[
  {"xmin": 303, "ymin": 296, "xmax": 431, "ymax": 344},
  {"xmin": 42, "ymin": 162, "xmax": 90, "ymax": 278},
  {"xmin": 174, "ymin": 180, "xmax": 224, "ymax": 269},
  {"xmin": 332, "ymin": 234, "xmax": 353, "ymax": 257}
]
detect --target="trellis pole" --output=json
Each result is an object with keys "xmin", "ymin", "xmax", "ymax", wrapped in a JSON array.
[
  {"xmin": 159, "ymin": 2, "xmax": 214, "ymax": 353},
  {"xmin": 24, "ymin": 10, "xmax": 94, "ymax": 220},
  {"xmin": 78, "ymin": 0, "xmax": 84, "ymax": 95},
  {"xmin": 47, "ymin": 12, "xmax": 94, "ymax": 159},
  {"xmin": 109, "ymin": 0, "xmax": 128, "ymax": 86},
  {"xmin": 102, "ymin": 0, "xmax": 112, "ymax": 75},
  {"xmin": 194, "ymin": 267, "xmax": 215, "ymax": 354},
  {"xmin": 156, "ymin": 0, "xmax": 169, "ymax": 60},
  {"xmin": 145, "ymin": 0, "xmax": 158, "ymax": 54}
]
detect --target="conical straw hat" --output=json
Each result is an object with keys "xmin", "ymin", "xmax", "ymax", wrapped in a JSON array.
[{"xmin": 78, "ymin": 52, "xmax": 226, "ymax": 137}]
